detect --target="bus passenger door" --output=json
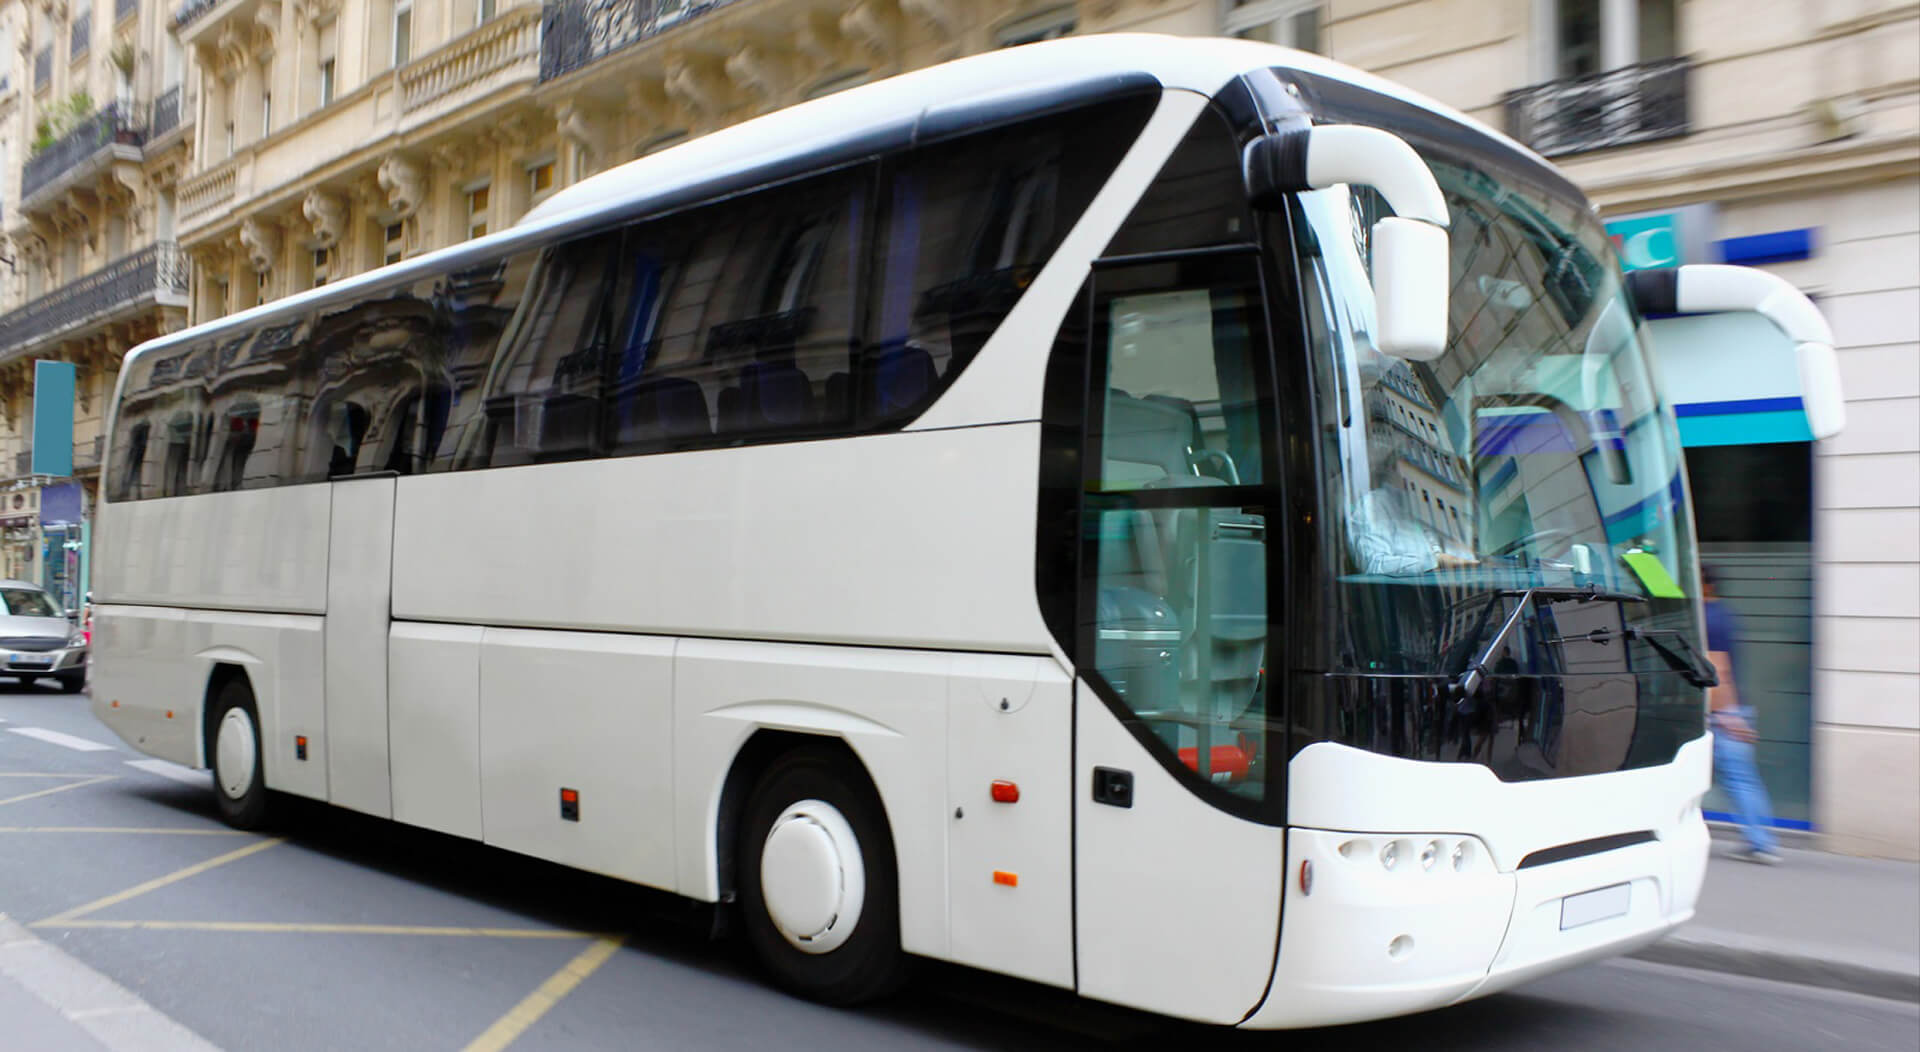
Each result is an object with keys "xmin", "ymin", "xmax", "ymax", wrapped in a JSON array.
[
  {"xmin": 325, "ymin": 472, "xmax": 396, "ymax": 818},
  {"xmin": 1073, "ymin": 252, "xmax": 1285, "ymax": 1024}
]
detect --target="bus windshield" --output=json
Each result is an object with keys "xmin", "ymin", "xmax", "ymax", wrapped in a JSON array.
[{"xmin": 1293, "ymin": 151, "xmax": 1701, "ymax": 676}]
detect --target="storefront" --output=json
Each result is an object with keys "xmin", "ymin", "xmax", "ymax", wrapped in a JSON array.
[{"xmin": 1613, "ymin": 207, "xmax": 1820, "ymax": 830}]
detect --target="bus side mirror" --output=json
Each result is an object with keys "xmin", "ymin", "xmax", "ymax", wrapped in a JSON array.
[
  {"xmin": 1244, "ymin": 125, "xmax": 1452, "ymax": 360},
  {"xmin": 1625, "ymin": 265, "xmax": 1846, "ymax": 439}
]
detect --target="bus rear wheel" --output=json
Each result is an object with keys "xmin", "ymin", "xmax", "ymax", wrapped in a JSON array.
[
  {"xmin": 209, "ymin": 677, "xmax": 271, "ymax": 829},
  {"xmin": 737, "ymin": 745, "xmax": 905, "ymax": 1005}
]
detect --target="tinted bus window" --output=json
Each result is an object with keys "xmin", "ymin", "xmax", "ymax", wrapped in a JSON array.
[{"xmin": 861, "ymin": 94, "xmax": 1156, "ymax": 427}]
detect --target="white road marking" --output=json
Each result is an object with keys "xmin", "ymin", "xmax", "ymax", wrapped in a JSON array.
[
  {"xmin": 124, "ymin": 759, "xmax": 209, "ymax": 787},
  {"xmin": 0, "ymin": 915, "xmax": 223, "ymax": 1052},
  {"xmin": 6, "ymin": 728, "xmax": 116, "ymax": 752}
]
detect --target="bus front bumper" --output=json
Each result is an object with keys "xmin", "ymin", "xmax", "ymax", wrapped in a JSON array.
[{"xmin": 1239, "ymin": 735, "xmax": 1712, "ymax": 1029}]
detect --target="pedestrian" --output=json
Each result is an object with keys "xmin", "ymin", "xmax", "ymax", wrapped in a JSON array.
[{"xmin": 1703, "ymin": 564, "xmax": 1780, "ymax": 864}]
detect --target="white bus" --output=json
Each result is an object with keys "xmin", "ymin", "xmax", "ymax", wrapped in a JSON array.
[{"xmin": 92, "ymin": 35, "xmax": 1844, "ymax": 1027}]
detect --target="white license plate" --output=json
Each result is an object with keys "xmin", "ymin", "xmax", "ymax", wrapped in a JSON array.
[
  {"xmin": 1560, "ymin": 883, "xmax": 1631, "ymax": 930},
  {"xmin": 11, "ymin": 654, "xmax": 50, "ymax": 665}
]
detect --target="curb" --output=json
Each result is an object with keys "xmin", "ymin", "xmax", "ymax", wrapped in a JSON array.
[{"xmin": 1629, "ymin": 928, "xmax": 1920, "ymax": 1004}]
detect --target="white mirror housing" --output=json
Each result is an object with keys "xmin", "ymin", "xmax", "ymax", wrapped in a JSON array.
[
  {"xmin": 1627, "ymin": 264, "xmax": 1847, "ymax": 439},
  {"xmin": 1244, "ymin": 124, "xmax": 1452, "ymax": 360}
]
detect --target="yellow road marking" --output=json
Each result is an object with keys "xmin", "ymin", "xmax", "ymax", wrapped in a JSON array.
[
  {"xmin": 51, "ymin": 920, "xmax": 602, "ymax": 938},
  {"xmin": 0, "ymin": 774, "xmax": 115, "ymax": 807},
  {"xmin": 461, "ymin": 936, "xmax": 624, "ymax": 1052},
  {"xmin": 34, "ymin": 836, "xmax": 284, "ymax": 927},
  {"xmin": 0, "ymin": 826, "xmax": 251, "ymax": 835}
]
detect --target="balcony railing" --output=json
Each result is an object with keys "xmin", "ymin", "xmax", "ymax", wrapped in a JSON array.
[
  {"xmin": 0, "ymin": 243, "xmax": 190, "ymax": 360},
  {"xmin": 151, "ymin": 85, "xmax": 185, "ymax": 139},
  {"xmin": 1503, "ymin": 57, "xmax": 1691, "ymax": 157},
  {"xmin": 172, "ymin": 0, "xmax": 220, "ymax": 30},
  {"xmin": 23, "ymin": 102, "xmax": 146, "ymax": 201},
  {"xmin": 402, "ymin": 4, "xmax": 542, "ymax": 112},
  {"xmin": 539, "ymin": 0, "xmax": 733, "ymax": 83}
]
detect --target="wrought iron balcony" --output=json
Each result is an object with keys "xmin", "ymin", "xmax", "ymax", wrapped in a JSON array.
[
  {"xmin": 22, "ymin": 102, "xmax": 145, "ymax": 201},
  {"xmin": 539, "ymin": 0, "xmax": 734, "ymax": 83},
  {"xmin": 151, "ymin": 85, "xmax": 185, "ymax": 140},
  {"xmin": 1502, "ymin": 57, "xmax": 1691, "ymax": 157},
  {"xmin": 171, "ymin": 0, "xmax": 220, "ymax": 30},
  {"xmin": 0, "ymin": 243, "xmax": 190, "ymax": 362}
]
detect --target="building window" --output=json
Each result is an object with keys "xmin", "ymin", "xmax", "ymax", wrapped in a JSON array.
[
  {"xmin": 466, "ymin": 184, "xmax": 490, "ymax": 239},
  {"xmin": 261, "ymin": 92, "xmax": 272, "ymax": 137},
  {"xmin": 477, "ymin": 0, "xmax": 497, "ymax": 24},
  {"xmin": 226, "ymin": 121, "xmax": 236, "ymax": 157},
  {"xmin": 393, "ymin": 2, "xmax": 413, "ymax": 67},
  {"xmin": 1222, "ymin": 0, "xmax": 1322, "ymax": 52},
  {"xmin": 313, "ymin": 247, "xmax": 330, "ymax": 287},
  {"xmin": 995, "ymin": 6, "xmax": 1076, "ymax": 47},
  {"xmin": 1548, "ymin": 0, "xmax": 1676, "ymax": 78},
  {"xmin": 384, "ymin": 223, "xmax": 405, "ymax": 265},
  {"xmin": 527, "ymin": 159, "xmax": 555, "ymax": 201},
  {"xmin": 318, "ymin": 58, "xmax": 335, "ymax": 106}
]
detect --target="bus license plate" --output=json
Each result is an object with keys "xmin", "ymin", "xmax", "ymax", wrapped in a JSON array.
[{"xmin": 1560, "ymin": 883, "xmax": 1631, "ymax": 930}]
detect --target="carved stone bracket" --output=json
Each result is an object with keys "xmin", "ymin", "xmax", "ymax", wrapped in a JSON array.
[
  {"xmin": 239, "ymin": 216, "xmax": 281, "ymax": 273},
  {"xmin": 302, "ymin": 188, "xmax": 347, "ymax": 248},
  {"xmin": 555, "ymin": 102, "xmax": 615, "ymax": 164},
  {"xmin": 663, "ymin": 53, "xmax": 731, "ymax": 120},
  {"xmin": 377, "ymin": 153, "xmax": 426, "ymax": 219},
  {"xmin": 840, "ymin": 0, "xmax": 900, "ymax": 58},
  {"xmin": 724, "ymin": 43, "xmax": 786, "ymax": 102}
]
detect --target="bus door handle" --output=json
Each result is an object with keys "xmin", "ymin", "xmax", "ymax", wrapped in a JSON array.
[{"xmin": 1092, "ymin": 766, "xmax": 1133, "ymax": 808}]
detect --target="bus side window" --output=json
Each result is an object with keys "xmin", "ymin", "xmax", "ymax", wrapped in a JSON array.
[
  {"xmin": 863, "ymin": 93, "xmax": 1156, "ymax": 428},
  {"xmin": 471, "ymin": 236, "xmax": 621, "ymax": 469}
]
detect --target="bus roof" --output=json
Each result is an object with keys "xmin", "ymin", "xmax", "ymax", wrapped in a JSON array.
[{"xmin": 119, "ymin": 34, "xmax": 1534, "ymax": 369}]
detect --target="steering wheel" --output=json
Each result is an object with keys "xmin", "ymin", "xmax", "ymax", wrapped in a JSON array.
[{"xmin": 1488, "ymin": 527, "xmax": 1576, "ymax": 559}]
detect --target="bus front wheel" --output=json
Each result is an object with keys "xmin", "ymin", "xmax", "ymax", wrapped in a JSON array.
[
  {"xmin": 209, "ymin": 677, "xmax": 271, "ymax": 829},
  {"xmin": 737, "ymin": 745, "xmax": 905, "ymax": 1005}
]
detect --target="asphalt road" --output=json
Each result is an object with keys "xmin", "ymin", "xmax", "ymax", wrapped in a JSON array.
[{"xmin": 3, "ymin": 681, "xmax": 1916, "ymax": 1052}]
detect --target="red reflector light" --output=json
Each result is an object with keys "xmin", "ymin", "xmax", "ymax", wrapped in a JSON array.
[
  {"xmin": 990, "ymin": 780, "xmax": 1019, "ymax": 803},
  {"xmin": 560, "ymin": 789, "xmax": 579, "ymax": 804},
  {"xmin": 993, "ymin": 870, "xmax": 1018, "ymax": 887}
]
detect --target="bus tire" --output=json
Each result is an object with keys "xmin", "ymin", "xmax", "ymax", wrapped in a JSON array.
[
  {"xmin": 737, "ymin": 744, "xmax": 905, "ymax": 1005},
  {"xmin": 208, "ymin": 676, "xmax": 270, "ymax": 829}
]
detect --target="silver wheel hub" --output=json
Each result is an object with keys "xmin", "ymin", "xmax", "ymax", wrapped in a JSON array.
[
  {"xmin": 215, "ymin": 708, "xmax": 257, "ymax": 800},
  {"xmin": 760, "ymin": 799, "xmax": 866, "ymax": 954}
]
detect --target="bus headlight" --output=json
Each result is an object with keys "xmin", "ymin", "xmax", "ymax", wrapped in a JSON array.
[
  {"xmin": 1380, "ymin": 840, "xmax": 1400, "ymax": 871},
  {"xmin": 1335, "ymin": 834, "xmax": 1493, "ymax": 877},
  {"xmin": 1420, "ymin": 840, "xmax": 1439, "ymax": 870}
]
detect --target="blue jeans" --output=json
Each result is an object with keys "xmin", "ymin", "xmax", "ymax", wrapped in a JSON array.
[{"xmin": 1713, "ymin": 720, "xmax": 1778, "ymax": 854}]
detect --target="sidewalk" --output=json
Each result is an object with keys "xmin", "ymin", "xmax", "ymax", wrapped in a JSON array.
[
  {"xmin": 1631, "ymin": 830, "xmax": 1920, "ymax": 1003},
  {"xmin": 0, "ymin": 915, "xmax": 219, "ymax": 1052}
]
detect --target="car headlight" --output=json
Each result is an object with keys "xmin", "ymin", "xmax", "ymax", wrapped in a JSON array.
[{"xmin": 67, "ymin": 632, "xmax": 86, "ymax": 648}]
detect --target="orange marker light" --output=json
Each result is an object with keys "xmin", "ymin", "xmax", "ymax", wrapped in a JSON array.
[
  {"xmin": 992, "ymin": 870, "xmax": 1019, "ymax": 887},
  {"xmin": 110, "ymin": 700, "xmax": 119, "ymax": 708},
  {"xmin": 990, "ymin": 780, "xmax": 1020, "ymax": 803},
  {"xmin": 164, "ymin": 710, "xmax": 174, "ymax": 719}
]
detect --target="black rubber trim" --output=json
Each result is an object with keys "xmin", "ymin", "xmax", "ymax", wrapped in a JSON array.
[
  {"xmin": 914, "ymin": 72, "xmax": 1162, "ymax": 145},
  {"xmin": 1625, "ymin": 268, "xmax": 1680, "ymax": 316},
  {"xmin": 1517, "ymin": 830, "xmax": 1658, "ymax": 869}
]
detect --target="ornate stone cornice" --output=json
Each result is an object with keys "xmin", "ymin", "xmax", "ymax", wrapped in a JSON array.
[
  {"xmin": 376, "ymin": 153, "xmax": 426, "ymax": 219},
  {"xmin": 302, "ymin": 188, "xmax": 347, "ymax": 248},
  {"xmin": 239, "ymin": 216, "xmax": 282, "ymax": 273}
]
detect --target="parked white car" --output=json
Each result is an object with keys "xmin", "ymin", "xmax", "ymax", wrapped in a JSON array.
[{"xmin": 0, "ymin": 579, "xmax": 87, "ymax": 693}]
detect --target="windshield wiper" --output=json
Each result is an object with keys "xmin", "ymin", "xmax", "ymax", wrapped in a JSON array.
[
  {"xmin": 1545, "ymin": 626, "xmax": 1719, "ymax": 688},
  {"xmin": 1450, "ymin": 585, "xmax": 1648, "ymax": 700}
]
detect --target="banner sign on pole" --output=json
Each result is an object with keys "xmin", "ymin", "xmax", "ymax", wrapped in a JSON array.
[{"xmin": 30, "ymin": 360, "xmax": 75, "ymax": 478}]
